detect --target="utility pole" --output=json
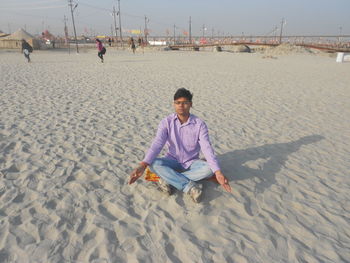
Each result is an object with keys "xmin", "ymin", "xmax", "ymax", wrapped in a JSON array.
[
  {"xmin": 63, "ymin": 15, "xmax": 70, "ymax": 53},
  {"xmin": 112, "ymin": 6, "xmax": 118, "ymax": 44},
  {"xmin": 173, "ymin": 24, "xmax": 176, "ymax": 45},
  {"xmin": 68, "ymin": 0, "xmax": 79, "ymax": 53},
  {"xmin": 118, "ymin": 0, "xmax": 123, "ymax": 47},
  {"xmin": 202, "ymin": 24, "xmax": 205, "ymax": 38},
  {"xmin": 279, "ymin": 18, "xmax": 284, "ymax": 44},
  {"xmin": 189, "ymin": 16, "xmax": 192, "ymax": 44},
  {"xmin": 274, "ymin": 25, "xmax": 278, "ymax": 42},
  {"xmin": 110, "ymin": 24, "xmax": 114, "ymax": 46},
  {"xmin": 144, "ymin": 15, "xmax": 149, "ymax": 43},
  {"xmin": 63, "ymin": 15, "xmax": 68, "ymax": 44}
]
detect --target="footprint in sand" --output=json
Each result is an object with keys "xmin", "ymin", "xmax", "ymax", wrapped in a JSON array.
[
  {"xmin": 241, "ymin": 192, "xmax": 261, "ymax": 216},
  {"xmin": 3, "ymin": 142, "xmax": 19, "ymax": 154}
]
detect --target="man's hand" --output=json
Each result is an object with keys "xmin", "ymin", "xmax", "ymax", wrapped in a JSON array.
[
  {"xmin": 129, "ymin": 163, "xmax": 147, "ymax": 184},
  {"xmin": 215, "ymin": 170, "xmax": 232, "ymax": 193}
]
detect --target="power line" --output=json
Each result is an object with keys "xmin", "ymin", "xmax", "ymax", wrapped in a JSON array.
[
  {"xmin": 72, "ymin": 1, "xmax": 187, "ymax": 32},
  {"xmin": 121, "ymin": 11, "xmax": 143, "ymax": 19},
  {"xmin": 67, "ymin": 1, "xmax": 191, "ymax": 35},
  {"xmin": 75, "ymin": 10, "xmax": 101, "ymax": 19},
  {"xmin": 78, "ymin": 2, "xmax": 111, "ymax": 12}
]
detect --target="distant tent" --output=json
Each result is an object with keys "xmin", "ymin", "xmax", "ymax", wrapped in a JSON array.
[
  {"xmin": 0, "ymin": 30, "xmax": 9, "ymax": 38},
  {"xmin": 0, "ymin": 28, "xmax": 40, "ymax": 49}
]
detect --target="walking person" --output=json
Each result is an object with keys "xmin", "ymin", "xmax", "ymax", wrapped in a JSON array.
[
  {"xmin": 129, "ymin": 88, "xmax": 232, "ymax": 203},
  {"xmin": 95, "ymin": 39, "xmax": 106, "ymax": 63},
  {"xmin": 130, "ymin": 37, "xmax": 136, "ymax": 54},
  {"xmin": 138, "ymin": 36, "xmax": 144, "ymax": 54},
  {"xmin": 21, "ymin": 39, "xmax": 33, "ymax": 63}
]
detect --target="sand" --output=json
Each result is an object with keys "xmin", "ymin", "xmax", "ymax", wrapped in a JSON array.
[{"xmin": 0, "ymin": 48, "xmax": 350, "ymax": 262}]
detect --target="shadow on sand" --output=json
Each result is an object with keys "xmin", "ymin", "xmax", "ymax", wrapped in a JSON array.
[{"xmin": 202, "ymin": 135, "xmax": 325, "ymax": 203}]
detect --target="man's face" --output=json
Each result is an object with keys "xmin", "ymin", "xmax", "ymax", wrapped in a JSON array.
[{"xmin": 174, "ymin": 97, "xmax": 192, "ymax": 115}]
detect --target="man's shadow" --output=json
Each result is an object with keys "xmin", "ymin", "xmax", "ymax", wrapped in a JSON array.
[{"xmin": 202, "ymin": 135, "xmax": 324, "ymax": 202}]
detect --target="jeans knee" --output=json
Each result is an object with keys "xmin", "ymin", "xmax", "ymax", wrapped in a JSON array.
[
  {"xmin": 195, "ymin": 161, "xmax": 213, "ymax": 179},
  {"xmin": 196, "ymin": 161, "xmax": 212, "ymax": 173},
  {"xmin": 150, "ymin": 158, "xmax": 163, "ymax": 169},
  {"xmin": 204, "ymin": 165, "xmax": 213, "ymax": 175}
]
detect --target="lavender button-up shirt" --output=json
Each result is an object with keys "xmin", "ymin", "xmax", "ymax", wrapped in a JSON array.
[{"xmin": 143, "ymin": 113, "xmax": 220, "ymax": 173}]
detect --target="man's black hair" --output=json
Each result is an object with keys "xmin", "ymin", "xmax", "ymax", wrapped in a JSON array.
[{"xmin": 174, "ymin": 88, "xmax": 193, "ymax": 101}]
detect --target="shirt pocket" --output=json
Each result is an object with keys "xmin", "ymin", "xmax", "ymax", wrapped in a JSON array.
[{"xmin": 182, "ymin": 128, "xmax": 198, "ymax": 150}]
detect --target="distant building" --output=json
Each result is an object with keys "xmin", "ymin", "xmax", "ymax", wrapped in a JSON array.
[
  {"xmin": 0, "ymin": 28, "xmax": 40, "ymax": 50},
  {"xmin": 0, "ymin": 30, "xmax": 10, "ymax": 38}
]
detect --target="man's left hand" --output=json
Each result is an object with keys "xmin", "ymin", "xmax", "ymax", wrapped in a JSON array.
[{"xmin": 215, "ymin": 170, "xmax": 232, "ymax": 193}]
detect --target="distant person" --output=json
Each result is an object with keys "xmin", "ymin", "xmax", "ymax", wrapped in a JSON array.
[
  {"xmin": 130, "ymin": 37, "xmax": 136, "ymax": 54},
  {"xmin": 95, "ymin": 39, "xmax": 106, "ymax": 63},
  {"xmin": 129, "ymin": 88, "xmax": 232, "ymax": 203},
  {"xmin": 108, "ymin": 38, "xmax": 112, "ymax": 47},
  {"xmin": 21, "ymin": 39, "xmax": 33, "ymax": 63},
  {"xmin": 138, "ymin": 36, "xmax": 142, "ymax": 47},
  {"xmin": 138, "ymin": 36, "xmax": 145, "ymax": 54},
  {"xmin": 52, "ymin": 40, "xmax": 55, "ymax": 48}
]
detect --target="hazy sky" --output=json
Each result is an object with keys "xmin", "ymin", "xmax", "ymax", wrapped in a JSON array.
[{"xmin": 1, "ymin": 0, "xmax": 349, "ymax": 37}]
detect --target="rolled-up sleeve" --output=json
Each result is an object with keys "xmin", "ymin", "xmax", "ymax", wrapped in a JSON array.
[
  {"xmin": 198, "ymin": 122, "xmax": 220, "ymax": 173},
  {"xmin": 143, "ymin": 119, "xmax": 168, "ymax": 165}
]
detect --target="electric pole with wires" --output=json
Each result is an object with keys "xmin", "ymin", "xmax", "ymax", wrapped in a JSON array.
[
  {"xmin": 144, "ymin": 15, "xmax": 149, "ymax": 44},
  {"xmin": 189, "ymin": 16, "xmax": 192, "ymax": 44},
  {"xmin": 68, "ymin": 0, "xmax": 79, "ymax": 53},
  {"xmin": 118, "ymin": 0, "xmax": 123, "ymax": 47},
  {"xmin": 112, "ymin": 6, "xmax": 118, "ymax": 44},
  {"xmin": 279, "ymin": 18, "xmax": 285, "ymax": 44},
  {"xmin": 63, "ymin": 15, "xmax": 70, "ymax": 54}
]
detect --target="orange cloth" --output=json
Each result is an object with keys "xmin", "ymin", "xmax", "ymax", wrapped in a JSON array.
[{"xmin": 144, "ymin": 167, "xmax": 160, "ymax": 181}]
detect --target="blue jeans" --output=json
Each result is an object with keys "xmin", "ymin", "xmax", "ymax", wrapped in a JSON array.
[{"xmin": 149, "ymin": 158, "xmax": 213, "ymax": 193}]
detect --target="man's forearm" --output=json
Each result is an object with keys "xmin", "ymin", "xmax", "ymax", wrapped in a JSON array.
[
  {"xmin": 139, "ymin": 162, "xmax": 148, "ymax": 168},
  {"xmin": 214, "ymin": 170, "xmax": 223, "ymax": 176}
]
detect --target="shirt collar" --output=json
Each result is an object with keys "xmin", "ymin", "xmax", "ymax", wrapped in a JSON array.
[{"xmin": 173, "ymin": 113, "xmax": 195, "ymax": 125}]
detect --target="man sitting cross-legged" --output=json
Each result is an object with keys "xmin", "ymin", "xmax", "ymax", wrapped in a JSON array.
[{"xmin": 129, "ymin": 88, "xmax": 231, "ymax": 202}]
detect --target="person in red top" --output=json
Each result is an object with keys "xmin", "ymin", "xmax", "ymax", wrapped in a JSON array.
[{"xmin": 95, "ymin": 39, "xmax": 106, "ymax": 63}]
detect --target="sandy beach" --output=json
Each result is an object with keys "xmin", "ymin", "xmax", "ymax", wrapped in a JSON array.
[{"xmin": 1, "ymin": 47, "xmax": 350, "ymax": 262}]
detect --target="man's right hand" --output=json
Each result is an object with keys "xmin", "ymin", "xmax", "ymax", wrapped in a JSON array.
[{"xmin": 128, "ymin": 164, "xmax": 147, "ymax": 184}]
